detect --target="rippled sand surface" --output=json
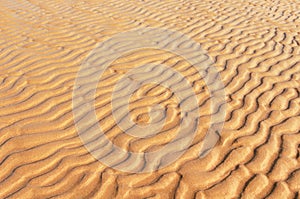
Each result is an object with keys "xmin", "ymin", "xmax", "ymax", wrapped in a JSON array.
[{"xmin": 0, "ymin": 0, "xmax": 300, "ymax": 198}]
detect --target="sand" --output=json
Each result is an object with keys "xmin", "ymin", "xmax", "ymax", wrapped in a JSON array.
[{"xmin": 0, "ymin": 0, "xmax": 300, "ymax": 198}]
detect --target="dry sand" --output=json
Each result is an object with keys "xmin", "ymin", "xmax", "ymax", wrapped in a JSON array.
[{"xmin": 0, "ymin": 0, "xmax": 300, "ymax": 198}]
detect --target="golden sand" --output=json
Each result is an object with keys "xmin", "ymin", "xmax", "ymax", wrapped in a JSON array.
[{"xmin": 0, "ymin": 0, "xmax": 300, "ymax": 198}]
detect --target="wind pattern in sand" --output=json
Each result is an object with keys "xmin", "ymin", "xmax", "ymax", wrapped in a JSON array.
[{"xmin": 0, "ymin": 0, "xmax": 300, "ymax": 198}]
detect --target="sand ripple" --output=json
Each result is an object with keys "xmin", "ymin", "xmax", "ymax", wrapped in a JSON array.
[{"xmin": 0, "ymin": 0, "xmax": 299, "ymax": 198}]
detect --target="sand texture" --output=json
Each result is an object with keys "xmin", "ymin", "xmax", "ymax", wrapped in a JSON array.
[{"xmin": 0, "ymin": 0, "xmax": 300, "ymax": 198}]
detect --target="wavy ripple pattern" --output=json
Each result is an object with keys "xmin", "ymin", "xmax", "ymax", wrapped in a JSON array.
[{"xmin": 0, "ymin": 0, "xmax": 299, "ymax": 198}]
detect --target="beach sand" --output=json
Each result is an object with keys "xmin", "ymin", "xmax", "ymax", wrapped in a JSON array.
[{"xmin": 0, "ymin": 0, "xmax": 299, "ymax": 198}]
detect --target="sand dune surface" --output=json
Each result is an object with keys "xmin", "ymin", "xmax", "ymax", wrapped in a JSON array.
[{"xmin": 0, "ymin": 0, "xmax": 300, "ymax": 198}]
